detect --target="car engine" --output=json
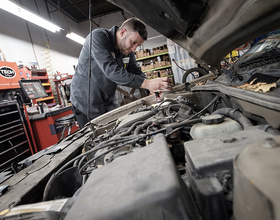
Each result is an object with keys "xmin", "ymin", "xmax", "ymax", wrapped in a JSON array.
[
  {"xmin": 1, "ymin": 0, "xmax": 280, "ymax": 218},
  {"xmin": 1, "ymin": 81, "xmax": 279, "ymax": 220}
]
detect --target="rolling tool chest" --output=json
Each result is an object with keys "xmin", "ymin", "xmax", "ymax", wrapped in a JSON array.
[{"xmin": 0, "ymin": 100, "xmax": 34, "ymax": 170}]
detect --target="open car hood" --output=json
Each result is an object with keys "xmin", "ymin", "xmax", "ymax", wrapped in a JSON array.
[{"xmin": 109, "ymin": 0, "xmax": 280, "ymax": 69}]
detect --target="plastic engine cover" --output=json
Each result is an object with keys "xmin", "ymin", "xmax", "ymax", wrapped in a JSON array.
[
  {"xmin": 184, "ymin": 126, "xmax": 273, "ymax": 220},
  {"xmin": 185, "ymin": 126, "xmax": 273, "ymax": 179},
  {"xmin": 65, "ymin": 133, "xmax": 200, "ymax": 220},
  {"xmin": 234, "ymin": 136, "xmax": 280, "ymax": 220}
]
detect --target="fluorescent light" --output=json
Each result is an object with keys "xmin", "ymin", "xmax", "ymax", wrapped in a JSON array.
[
  {"xmin": 0, "ymin": 0, "xmax": 62, "ymax": 33},
  {"xmin": 66, "ymin": 32, "xmax": 85, "ymax": 45}
]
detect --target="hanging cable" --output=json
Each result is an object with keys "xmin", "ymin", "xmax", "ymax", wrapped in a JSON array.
[
  {"xmin": 35, "ymin": 0, "xmax": 58, "ymax": 103},
  {"xmin": 87, "ymin": 0, "xmax": 95, "ymax": 133},
  {"xmin": 172, "ymin": 58, "xmax": 195, "ymax": 78},
  {"xmin": 187, "ymin": 95, "xmax": 220, "ymax": 120},
  {"xmin": 20, "ymin": 0, "xmax": 40, "ymax": 68},
  {"xmin": 43, "ymin": 43, "xmax": 53, "ymax": 76}
]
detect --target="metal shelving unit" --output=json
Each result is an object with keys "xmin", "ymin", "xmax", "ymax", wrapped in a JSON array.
[
  {"xmin": 142, "ymin": 64, "xmax": 172, "ymax": 73},
  {"xmin": 136, "ymin": 51, "xmax": 169, "ymax": 61},
  {"xmin": 136, "ymin": 47, "xmax": 174, "ymax": 83},
  {"xmin": 0, "ymin": 101, "xmax": 33, "ymax": 171}
]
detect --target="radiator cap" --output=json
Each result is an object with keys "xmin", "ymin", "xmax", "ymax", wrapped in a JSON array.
[{"xmin": 202, "ymin": 114, "xmax": 225, "ymax": 125}]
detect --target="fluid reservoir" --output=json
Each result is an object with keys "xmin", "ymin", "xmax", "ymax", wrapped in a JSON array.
[{"xmin": 190, "ymin": 114, "xmax": 242, "ymax": 139}]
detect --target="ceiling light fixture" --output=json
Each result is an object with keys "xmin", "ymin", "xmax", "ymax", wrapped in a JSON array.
[
  {"xmin": 0, "ymin": 0, "xmax": 62, "ymax": 33},
  {"xmin": 66, "ymin": 32, "xmax": 85, "ymax": 45}
]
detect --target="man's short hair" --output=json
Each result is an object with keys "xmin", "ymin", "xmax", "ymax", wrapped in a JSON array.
[{"xmin": 120, "ymin": 18, "xmax": 148, "ymax": 40}]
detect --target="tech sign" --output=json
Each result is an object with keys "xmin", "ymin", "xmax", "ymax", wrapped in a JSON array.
[
  {"xmin": 0, "ymin": 61, "xmax": 21, "ymax": 89},
  {"xmin": 0, "ymin": 66, "xmax": 16, "ymax": 78}
]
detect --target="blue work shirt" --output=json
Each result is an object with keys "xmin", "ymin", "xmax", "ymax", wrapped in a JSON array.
[{"xmin": 70, "ymin": 26, "xmax": 146, "ymax": 119}]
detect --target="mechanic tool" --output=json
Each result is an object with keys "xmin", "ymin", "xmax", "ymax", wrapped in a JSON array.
[{"xmin": 155, "ymin": 92, "xmax": 161, "ymax": 103}]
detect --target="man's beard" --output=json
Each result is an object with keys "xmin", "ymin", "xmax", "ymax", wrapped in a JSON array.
[{"xmin": 118, "ymin": 36, "xmax": 130, "ymax": 55}]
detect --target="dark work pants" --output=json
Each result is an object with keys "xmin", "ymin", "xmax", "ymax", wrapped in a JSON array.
[{"xmin": 72, "ymin": 105, "xmax": 91, "ymax": 129}]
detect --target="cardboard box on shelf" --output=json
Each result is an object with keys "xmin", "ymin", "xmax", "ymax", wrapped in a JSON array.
[
  {"xmin": 152, "ymin": 71, "xmax": 159, "ymax": 78},
  {"xmin": 143, "ymin": 49, "xmax": 150, "ymax": 57},
  {"xmin": 166, "ymin": 68, "xmax": 172, "ymax": 76},
  {"xmin": 153, "ymin": 47, "xmax": 158, "ymax": 54},
  {"xmin": 162, "ymin": 44, "xmax": 168, "ymax": 52},
  {"xmin": 138, "ymin": 61, "xmax": 144, "ymax": 70},
  {"xmin": 136, "ymin": 51, "xmax": 144, "ymax": 58},
  {"xmin": 154, "ymin": 61, "xmax": 159, "ymax": 68},
  {"xmin": 144, "ymin": 63, "xmax": 149, "ymax": 70},
  {"xmin": 169, "ymin": 77, "xmax": 174, "ymax": 86},
  {"xmin": 155, "ymin": 56, "xmax": 161, "ymax": 66},
  {"xmin": 147, "ymin": 59, "xmax": 158, "ymax": 70},
  {"xmin": 159, "ymin": 55, "xmax": 170, "ymax": 66},
  {"xmin": 160, "ymin": 69, "xmax": 167, "ymax": 77},
  {"xmin": 146, "ymin": 71, "xmax": 153, "ymax": 79},
  {"xmin": 160, "ymin": 60, "xmax": 166, "ymax": 66},
  {"xmin": 165, "ymin": 56, "xmax": 171, "ymax": 65},
  {"xmin": 157, "ymin": 47, "xmax": 161, "ymax": 54},
  {"xmin": 146, "ymin": 64, "xmax": 152, "ymax": 70}
]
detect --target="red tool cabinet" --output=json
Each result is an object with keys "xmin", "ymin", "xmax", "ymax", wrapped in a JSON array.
[{"xmin": 29, "ymin": 106, "xmax": 78, "ymax": 151}]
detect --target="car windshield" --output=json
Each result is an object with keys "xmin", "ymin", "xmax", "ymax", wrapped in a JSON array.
[
  {"xmin": 248, "ymin": 37, "xmax": 280, "ymax": 54},
  {"xmin": 233, "ymin": 33, "xmax": 280, "ymax": 68}
]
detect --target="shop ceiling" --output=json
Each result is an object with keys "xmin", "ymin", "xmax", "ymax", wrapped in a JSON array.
[{"xmin": 46, "ymin": 0, "xmax": 123, "ymax": 25}]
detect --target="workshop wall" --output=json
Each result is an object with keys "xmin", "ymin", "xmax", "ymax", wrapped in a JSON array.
[
  {"xmin": 0, "ymin": 0, "xmax": 83, "ymax": 75},
  {"xmin": 79, "ymin": 11, "xmax": 167, "ymax": 51},
  {"xmin": 0, "ymin": 0, "xmax": 169, "ymax": 76}
]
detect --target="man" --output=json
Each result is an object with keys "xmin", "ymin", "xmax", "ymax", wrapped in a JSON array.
[{"xmin": 70, "ymin": 18, "xmax": 172, "ymax": 128}]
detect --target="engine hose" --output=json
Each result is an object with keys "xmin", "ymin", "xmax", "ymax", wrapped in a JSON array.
[
  {"xmin": 43, "ymin": 173, "xmax": 57, "ymax": 201},
  {"xmin": 134, "ymin": 118, "xmax": 170, "ymax": 135},
  {"xmin": 138, "ymin": 118, "xmax": 201, "ymax": 138},
  {"xmin": 258, "ymin": 124, "xmax": 280, "ymax": 136},
  {"xmin": 78, "ymin": 155, "xmax": 88, "ymax": 171},
  {"xmin": 265, "ymin": 127, "xmax": 280, "ymax": 136},
  {"xmin": 166, "ymin": 104, "xmax": 192, "ymax": 119},
  {"xmin": 212, "ymin": 108, "xmax": 253, "ymax": 129},
  {"xmin": 187, "ymin": 95, "xmax": 220, "ymax": 120},
  {"xmin": 165, "ymin": 127, "xmax": 182, "ymax": 136},
  {"xmin": 156, "ymin": 98, "xmax": 179, "ymax": 110},
  {"xmin": 182, "ymin": 126, "xmax": 192, "ymax": 131},
  {"xmin": 169, "ymin": 118, "xmax": 202, "ymax": 129},
  {"xmin": 73, "ymin": 159, "xmax": 80, "ymax": 167},
  {"xmin": 120, "ymin": 121, "xmax": 145, "ymax": 137},
  {"xmin": 57, "ymin": 136, "xmax": 134, "ymax": 175},
  {"xmin": 166, "ymin": 104, "xmax": 180, "ymax": 117},
  {"xmin": 79, "ymin": 138, "xmax": 140, "ymax": 174},
  {"xmin": 43, "ymin": 135, "xmax": 137, "ymax": 201},
  {"xmin": 113, "ymin": 108, "xmax": 158, "ymax": 135},
  {"xmin": 134, "ymin": 121, "xmax": 154, "ymax": 135},
  {"xmin": 181, "ymin": 130, "xmax": 191, "ymax": 136}
]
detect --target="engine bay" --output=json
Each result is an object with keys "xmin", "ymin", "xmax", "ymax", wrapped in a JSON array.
[{"xmin": 1, "ymin": 86, "xmax": 280, "ymax": 219}]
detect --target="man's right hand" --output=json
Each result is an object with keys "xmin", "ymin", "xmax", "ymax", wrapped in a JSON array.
[{"xmin": 140, "ymin": 77, "xmax": 173, "ymax": 92}]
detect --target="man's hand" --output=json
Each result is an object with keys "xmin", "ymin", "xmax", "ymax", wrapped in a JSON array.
[{"xmin": 140, "ymin": 77, "xmax": 172, "ymax": 92}]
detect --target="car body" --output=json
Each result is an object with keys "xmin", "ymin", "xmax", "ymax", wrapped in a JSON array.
[{"xmin": 1, "ymin": 0, "xmax": 280, "ymax": 219}]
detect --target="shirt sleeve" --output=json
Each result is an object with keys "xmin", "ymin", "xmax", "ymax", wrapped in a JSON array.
[{"xmin": 90, "ymin": 30, "xmax": 145, "ymax": 88}]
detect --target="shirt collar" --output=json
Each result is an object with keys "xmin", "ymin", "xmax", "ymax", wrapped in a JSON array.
[{"xmin": 109, "ymin": 25, "xmax": 118, "ymax": 49}]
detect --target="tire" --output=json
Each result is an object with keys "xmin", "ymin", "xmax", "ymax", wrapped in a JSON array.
[{"xmin": 182, "ymin": 67, "xmax": 208, "ymax": 83}]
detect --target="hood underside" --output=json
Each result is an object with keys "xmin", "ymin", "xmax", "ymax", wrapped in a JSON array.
[{"xmin": 109, "ymin": 0, "xmax": 280, "ymax": 68}]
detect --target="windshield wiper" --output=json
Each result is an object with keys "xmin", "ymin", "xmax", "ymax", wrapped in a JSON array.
[{"xmin": 239, "ymin": 47, "xmax": 280, "ymax": 68}]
